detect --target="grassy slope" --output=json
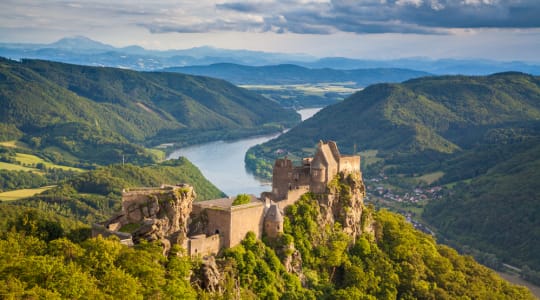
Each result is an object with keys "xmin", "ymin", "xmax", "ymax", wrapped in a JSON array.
[{"xmin": 0, "ymin": 186, "xmax": 55, "ymax": 201}]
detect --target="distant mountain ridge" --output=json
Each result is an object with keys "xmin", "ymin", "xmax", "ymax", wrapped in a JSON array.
[
  {"xmin": 1, "ymin": 36, "xmax": 539, "ymax": 74},
  {"xmin": 163, "ymin": 63, "xmax": 431, "ymax": 86},
  {"xmin": 0, "ymin": 57, "xmax": 299, "ymax": 166}
]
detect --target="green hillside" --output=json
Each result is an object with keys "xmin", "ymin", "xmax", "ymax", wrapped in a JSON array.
[
  {"xmin": 0, "ymin": 57, "xmax": 299, "ymax": 166},
  {"xmin": 6, "ymin": 158, "xmax": 224, "ymax": 224},
  {"xmin": 246, "ymin": 72, "xmax": 540, "ymax": 272},
  {"xmin": 423, "ymin": 140, "xmax": 540, "ymax": 272},
  {"xmin": 247, "ymin": 73, "xmax": 540, "ymax": 169}
]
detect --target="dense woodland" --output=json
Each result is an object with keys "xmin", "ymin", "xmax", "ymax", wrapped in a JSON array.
[
  {"xmin": 0, "ymin": 193, "xmax": 534, "ymax": 299},
  {"xmin": 0, "ymin": 57, "xmax": 299, "ymax": 166},
  {"xmin": 246, "ymin": 72, "xmax": 540, "ymax": 276}
]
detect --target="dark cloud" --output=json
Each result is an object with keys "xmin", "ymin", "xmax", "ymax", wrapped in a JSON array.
[
  {"xmin": 210, "ymin": 0, "xmax": 540, "ymax": 35},
  {"xmin": 2, "ymin": 0, "xmax": 540, "ymax": 37}
]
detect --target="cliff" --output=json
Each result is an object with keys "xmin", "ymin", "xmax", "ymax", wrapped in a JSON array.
[
  {"xmin": 104, "ymin": 185, "xmax": 196, "ymax": 254},
  {"xmin": 323, "ymin": 171, "xmax": 366, "ymax": 239}
]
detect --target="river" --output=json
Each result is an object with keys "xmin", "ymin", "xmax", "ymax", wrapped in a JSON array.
[{"xmin": 167, "ymin": 107, "xmax": 321, "ymax": 196}]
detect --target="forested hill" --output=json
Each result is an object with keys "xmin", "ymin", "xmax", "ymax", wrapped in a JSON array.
[
  {"xmin": 0, "ymin": 57, "xmax": 299, "ymax": 166},
  {"xmin": 249, "ymin": 72, "xmax": 540, "ymax": 159},
  {"xmin": 164, "ymin": 63, "xmax": 431, "ymax": 86},
  {"xmin": 246, "ymin": 72, "xmax": 540, "ymax": 272}
]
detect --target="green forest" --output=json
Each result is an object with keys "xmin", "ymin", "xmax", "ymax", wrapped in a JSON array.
[
  {"xmin": 0, "ymin": 193, "xmax": 534, "ymax": 299},
  {"xmin": 0, "ymin": 57, "xmax": 299, "ymax": 167},
  {"xmin": 245, "ymin": 72, "xmax": 540, "ymax": 277}
]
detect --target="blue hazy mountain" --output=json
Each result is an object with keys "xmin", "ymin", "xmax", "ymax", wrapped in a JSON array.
[{"xmin": 1, "ymin": 36, "xmax": 539, "ymax": 75}]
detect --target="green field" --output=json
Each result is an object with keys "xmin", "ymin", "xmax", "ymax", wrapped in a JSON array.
[
  {"xmin": 241, "ymin": 82, "xmax": 360, "ymax": 95},
  {"xmin": 0, "ymin": 140, "xmax": 30, "ymax": 149},
  {"xmin": 147, "ymin": 148, "xmax": 166, "ymax": 162},
  {"xmin": 14, "ymin": 153, "xmax": 83, "ymax": 172},
  {"xmin": 0, "ymin": 161, "xmax": 40, "ymax": 172},
  {"xmin": 0, "ymin": 186, "xmax": 55, "ymax": 201},
  {"xmin": 416, "ymin": 171, "xmax": 445, "ymax": 185}
]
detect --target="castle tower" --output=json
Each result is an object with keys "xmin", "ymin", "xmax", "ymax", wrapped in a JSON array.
[
  {"xmin": 264, "ymin": 204, "xmax": 283, "ymax": 238},
  {"xmin": 272, "ymin": 158, "xmax": 293, "ymax": 200}
]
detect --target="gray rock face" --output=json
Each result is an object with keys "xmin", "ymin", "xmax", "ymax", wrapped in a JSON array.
[
  {"xmin": 321, "ymin": 171, "xmax": 366, "ymax": 240},
  {"xmin": 104, "ymin": 185, "xmax": 196, "ymax": 254},
  {"xmin": 201, "ymin": 256, "xmax": 221, "ymax": 293}
]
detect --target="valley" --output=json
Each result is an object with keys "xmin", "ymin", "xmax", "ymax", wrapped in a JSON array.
[{"xmin": 1, "ymin": 55, "xmax": 539, "ymax": 298}]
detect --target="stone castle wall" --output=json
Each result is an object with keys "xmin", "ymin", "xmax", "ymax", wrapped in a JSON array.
[
  {"xmin": 187, "ymin": 234, "xmax": 220, "ymax": 257},
  {"xmin": 203, "ymin": 208, "xmax": 232, "ymax": 248},
  {"xmin": 229, "ymin": 202, "xmax": 265, "ymax": 247},
  {"xmin": 339, "ymin": 156, "xmax": 361, "ymax": 174},
  {"xmin": 275, "ymin": 186, "xmax": 309, "ymax": 211},
  {"xmin": 191, "ymin": 197, "xmax": 265, "ymax": 250}
]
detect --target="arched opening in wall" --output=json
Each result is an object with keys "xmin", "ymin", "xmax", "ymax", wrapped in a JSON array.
[{"xmin": 215, "ymin": 229, "xmax": 220, "ymax": 235}]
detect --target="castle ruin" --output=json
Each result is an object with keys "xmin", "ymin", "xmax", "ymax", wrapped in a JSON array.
[{"xmin": 93, "ymin": 141, "xmax": 364, "ymax": 256}]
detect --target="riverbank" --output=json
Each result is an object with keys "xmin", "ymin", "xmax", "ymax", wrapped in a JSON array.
[{"xmin": 166, "ymin": 108, "xmax": 322, "ymax": 197}]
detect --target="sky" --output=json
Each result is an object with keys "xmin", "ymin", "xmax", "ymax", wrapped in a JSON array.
[{"xmin": 1, "ymin": 0, "xmax": 539, "ymax": 61}]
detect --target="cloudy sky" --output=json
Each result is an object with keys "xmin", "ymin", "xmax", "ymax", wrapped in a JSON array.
[{"xmin": 1, "ymin": 0, "xmax": 539, "ymax": 61}]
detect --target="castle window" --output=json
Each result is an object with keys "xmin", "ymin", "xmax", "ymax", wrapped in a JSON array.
[{"xmin": 215, "ymin": 229, "xmax": 220, "ymax": 235}]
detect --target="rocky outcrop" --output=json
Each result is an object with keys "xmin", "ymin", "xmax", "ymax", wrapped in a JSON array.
[
  {"xmin": 283, "ymin": 245, "xmax": 305, "ymax": 284},
  {"xmin": 103, "ymin": 185, "xmax": 196, "ymax": 254},
  {"xmin": 199, "ymin": 256, "xmax": 222, "ymax": 293},
  {"xmin": 320, "ymin": 171, "xmax": 366, "ymax": 240}
]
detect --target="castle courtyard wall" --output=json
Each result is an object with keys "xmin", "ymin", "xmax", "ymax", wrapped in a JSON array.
[
  {"xmin": 188, "ymin": 234, "xmax": 220, "ymax": 257},
  {"xmin": 203, "ymin": 208, "xmax": 232, "ymax": 249},
  {"xmin": 276, "ymin": 186, "xmax": 309, "ymax": 211},
  {"xmin": 229, "ymin": 202, "xmax": 265, "ymax": 247}
]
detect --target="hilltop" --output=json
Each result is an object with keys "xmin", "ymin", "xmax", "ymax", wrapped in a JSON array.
[
  {"xmin": 0, "ymin": 57, "xmax": 299, "ymax": 166},
  {"xmin": 246, "ymin": 72, "xmax": 540, "ymax": 272}
]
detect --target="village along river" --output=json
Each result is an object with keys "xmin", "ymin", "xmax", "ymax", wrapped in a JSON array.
[{"xmin": 167, "ymin": 108, "xmax": 321, "ymax": 196}]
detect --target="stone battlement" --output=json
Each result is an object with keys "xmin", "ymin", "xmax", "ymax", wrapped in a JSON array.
[{"xmin": 271, "ymin": 140, "xmax": 361, "ymax": 200}]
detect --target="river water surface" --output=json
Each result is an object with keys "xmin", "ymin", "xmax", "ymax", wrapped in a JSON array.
[{"xmin": 167, "ymin": 108, "xmax": 321, "ymax": 196}]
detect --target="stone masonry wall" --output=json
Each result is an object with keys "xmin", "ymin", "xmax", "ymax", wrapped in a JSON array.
[{"xmin": 229, "ymin": 202, "xmax": 265, "ymax": 247}]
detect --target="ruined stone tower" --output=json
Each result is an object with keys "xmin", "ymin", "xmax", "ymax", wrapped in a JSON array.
[{"xmin": 271, "ymin": 140, "xmax": 361, "ymax": 200}]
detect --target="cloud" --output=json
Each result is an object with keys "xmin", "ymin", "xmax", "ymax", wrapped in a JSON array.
[
  {"xmin": 1, "ymin": 0, "xmax": 539, "ymax": 37},
  {"xmin": 210, "ymin": 0, "xmax": 540, "ymax": 35}
]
